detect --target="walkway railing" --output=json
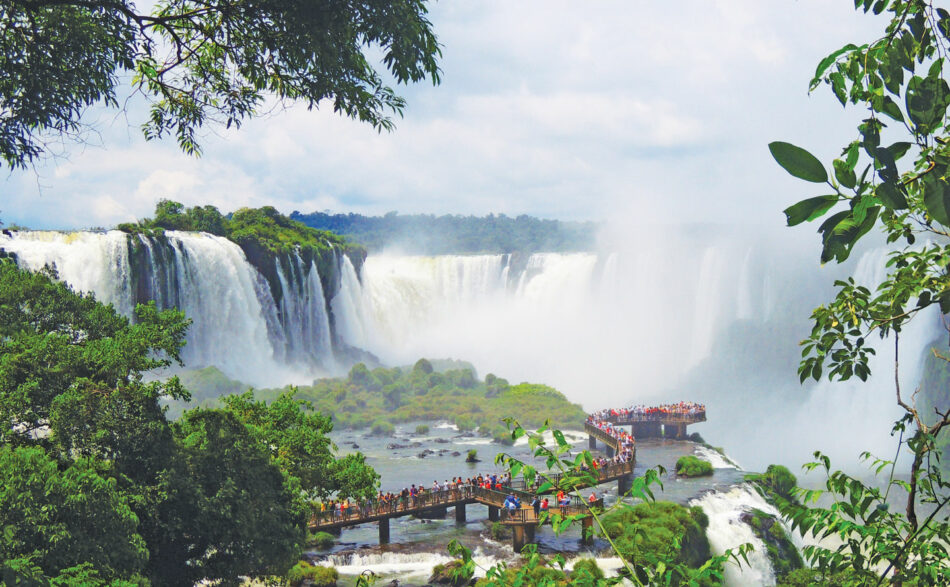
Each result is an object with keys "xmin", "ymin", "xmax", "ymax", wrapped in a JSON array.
[
  {"xmin": 500, "ymin": 498, "xmax": 604, "ymax": 525},
  {"xmin": 607, "ymin": 412, "xmax": 706, "ymax": 424},
  {"xmin": 584, "ymin": 422, "xmax": 623, "ymax": 451},
  {"xmin": 311, "ymin": 486, "xmax": 474, "ymax": 527}
]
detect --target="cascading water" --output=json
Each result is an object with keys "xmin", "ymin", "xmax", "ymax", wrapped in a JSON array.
[
  {"xmin": 0, "ymin": 230, "xmax": 345, "ymax": 386},
  {"xmin": 274, "ymin": 254, "xmax": 335, "ymax": 369},
  {"xmin": 690, "ymin": 484, "xmax": 789, "ymax": 586}
]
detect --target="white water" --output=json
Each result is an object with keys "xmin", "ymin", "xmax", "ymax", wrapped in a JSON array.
[
  {"xmin": 0, "ymin": 230, "xmax": 136, "ymax": 315},
  {"xmin": 690, "ymin": 484, "xmax": 785, "ymax": 586},
  {"xmin": 0, "ymin": 230, "xmax": 332, "ymax": 386},
  {"xmin": 694, "ymin": 445, "xmax": 740, "ymax": 470},
  {"xmin": 322, "ymin": 548, "xmax": 505, "ymax": 580}
]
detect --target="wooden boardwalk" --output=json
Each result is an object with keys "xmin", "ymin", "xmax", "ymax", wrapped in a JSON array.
[
  {"xmin": 310, "ymin": 461, "xmax": 634, "ymax": 549},
  {"xmin": 311, "ymin": 404, "xmax": 704, "ymax": 550}
]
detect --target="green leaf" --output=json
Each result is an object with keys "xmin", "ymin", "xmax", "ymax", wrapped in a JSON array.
[
  {"xmin": 784, "ymin": 195, "xmax": 838, "ymax": 226},
  {"xmin": 874, "ymin": 181, "xmax": 908, "ymax": 210},
  {"xmin": 769, "ymin": 142, "xmax": 828, "ymax": 183},
  {"xmin": 923, "ymin": 175, "xmax": 950, "ymax": 226},
  {"xmin": 833, "ymin": 159, "xmax": 857, "ymax": 189}
]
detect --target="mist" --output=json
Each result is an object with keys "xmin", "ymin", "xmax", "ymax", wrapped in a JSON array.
[{"xmin": 336, "ymin": 218, "xmax": 943, "ymax": 473}]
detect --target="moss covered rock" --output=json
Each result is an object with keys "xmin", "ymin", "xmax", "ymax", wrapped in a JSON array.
[
  {"xmin": 741, "ymin": 509, "xmax": 802, "ymax": 581},
  {"xmin": 676, "ymin": 455, "xmax": 713, "ymax": 477},
  {"xmin": 429, "ymin": 560, "xmax": 472, "ymax": 586},
  {"xmin": 287, "ymin": 560, "xmax": 338, "ymax": 586}
]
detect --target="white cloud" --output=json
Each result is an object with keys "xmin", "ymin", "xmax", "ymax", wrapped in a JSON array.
[{"xmin": 1, "ymin": 0, "xmax": 888, "ymax": 228}]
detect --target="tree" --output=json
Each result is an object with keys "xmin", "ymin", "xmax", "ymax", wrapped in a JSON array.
[
  {"xmin": 0, "ymin": 445, "xmax": 149, "ymax": 584},
  {"xmin": 771, "ymin": 1, "xmax": 950, "ymax": 583},
  {"xmin": 0, "ymin": 0, "xmax": 441, "ymax": 168},
  {"xmin": 172, "ymin": 409, "xmax": 305, "ymax": 584}
]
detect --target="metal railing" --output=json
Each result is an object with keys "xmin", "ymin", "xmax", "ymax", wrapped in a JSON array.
[
  {"xmin": 500, "ymin": 498, "xmax": 605, "ymax": 525},
  {"xmin": 311, "ymin": 485, "xmax": 474, "ymax": 528},
  {"xmin": 605, "ymin": 412, "xmax": 706, "ymax": 425},
  {"xmin": 584, "ymin": 422, "xmax": 625, "ymax": 450}
]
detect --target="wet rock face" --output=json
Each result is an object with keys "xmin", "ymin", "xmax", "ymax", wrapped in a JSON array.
[{"xmin": 740, "ymin": 509, "xmax": 803, "ymax": 580}]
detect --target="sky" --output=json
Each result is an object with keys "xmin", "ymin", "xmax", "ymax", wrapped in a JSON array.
[{"xmin": 1, "ymin": 1, "xmax": 887, "ymax": 230}]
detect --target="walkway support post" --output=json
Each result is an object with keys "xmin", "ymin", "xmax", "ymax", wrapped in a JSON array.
[
  {"xmin": 618, "ymin": 473, "xmax": 633, "ymax": 496},
  {"xmin": 511, "ymin": 524, "xmax": 536, "ymax": 552},
  {"xmin": 379, "ymin": 518, "xmax": 390, "ymax": 544},
  {"xmin": 455, "ymin": 503, "xmax": 466, "ymax": 523},
  {"xmin": 589, "ymin": 435, "xmax": 596, "ymax": 450},
  {"xmin": 606, "ymin": 445, "xmax": 615, "ymax": 459},
  {"xmin": 581, "ymin": 516, "xmax": 594, "ymax": 545},
  {"xmin": 488, "ymin": 506, "xmax": 499, "ymax": 522}
]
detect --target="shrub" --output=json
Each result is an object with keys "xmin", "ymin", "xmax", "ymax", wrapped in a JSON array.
[
  {"xmin": 675, "ymin": 455, "xmax": 713, "ymax": 477},
  {"xmin": 571, "ymin": 558, "xmax": 604, "ymax": 584},
  {"xmin": 415, "ymin": 424, "xmax": 430, "ymax": 435},
  {"xmin": 466, "ymin": 449, "xmax": 479, "ymax": 463},
  {"xmin": 490, "ymin": 521, "xmax": 511, "ymax": 541},
  {"xmin": 287, "ymin": 561, "xmax": 338, "ymax": 586},
  {"xmin": 429, "ymin": 560, "xmax": 472, "ymax": 586},
  {"xmin": 310, "ymin": 531, "xmax": 336, "ymax": 550},
  {"xmin": 370, "ymin": 419, "xmax": 395, "ymax": 436},
  {"xmin": 600, "ymin": 501, "xmax": 712, "ymax": 569}
]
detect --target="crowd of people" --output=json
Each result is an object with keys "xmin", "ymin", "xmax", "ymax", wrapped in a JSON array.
[
  {"xmin": 315, "ymin": 409, "xmax": 654, "ymax": 526},
  {"xmin": 585, "ymin": 411, "xmax": 636, "ymax": 465},
  {"xmin": 589, "ymin": 402, "xmax": 706, "ymax": 424},
  {"xmin": 316, "ymin": 472, "xmax": 516, "ymax": 522}
]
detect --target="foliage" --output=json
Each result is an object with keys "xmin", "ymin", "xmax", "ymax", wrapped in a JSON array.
[
  {"xmin": 287, "ymin": 560, "xmax": 338, "ymax": 587},
  {"xmin": 746, "ymin": 464, "xmax": 798, "ymax": 502},
  {"xmin": 219, "ymin": 390, "xmax": 380, "ymax": 500},
  {"xmin": 0, "ymin": 445, "xmax": 148, "ymax": 583},
  {"xmin": 309, "ymin": 532, "xmax": 336, "ymax": 550},
  {"xmin": 772, "ymin": 1, "xmax": 950, "ymax": 584},
  {"xmin": 119, "ymin": 201, "xmax": 363, "ymax": 259},
  {"xmin": 287, "ymin": 561, "xmax": 338, "ymax": 587},
  {"xmin": 415, "ymin": 424, "xmax": 430, "ymax": 435},
  {"xmin": 172, "ymin": 408, "xmax": 305, "ymax": 583},
  {"xmin": 429, "ymin": 560, "xmax": 472, "ymax": 586},
  {"xmin": 776, "ymin": 567, "xmax": 877, "ymax": 586},
  {"xmin": 290, "ymin": 210, "xmax": 598, "ymax": 254},
  {"xmin": 466, "ymin": 449, "xmax": 480, "ymax": 462},
  {"xmin": 370, "ymin": 419, "xmax": 396, "ymax": 436},
  {"xmin": 570, "ymin": 559, "xmax": 605, "ymax": 584},
  {"xmin": 601, "ymin": 502, "xmax": 713, "ymax": 572},
  {"xmin": 0, "ymin": 0, "xmax": 441, "ymax": 168},
  {"xmin": 0, "ymin": 260, "xmax": 380, "ymax": 585},
  {"xmin": 251, "ymin": 362, "xmax": 586, "ymax": 434},
  {"xmin": 674, "ymin": 455, "xmax": 714, "ymax": 477}
]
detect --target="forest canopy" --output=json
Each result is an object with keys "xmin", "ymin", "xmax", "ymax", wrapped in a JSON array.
[{"xmin": 290, "ymin": 210, "xmax": 598, "ymax": 254}]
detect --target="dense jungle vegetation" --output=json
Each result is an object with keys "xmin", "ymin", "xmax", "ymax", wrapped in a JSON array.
[
  {"xmin": 0, "ymin": 260, "xmax": 378, "ymax": 586},
  {"xmin": 290, "ymin": 210, "xmax": 597, "ymax": 254}
]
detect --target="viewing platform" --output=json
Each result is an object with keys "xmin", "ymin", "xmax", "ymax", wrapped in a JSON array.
[{"xmin": 592, "ymin": 404, "xmax": 706, "ymax": 440}]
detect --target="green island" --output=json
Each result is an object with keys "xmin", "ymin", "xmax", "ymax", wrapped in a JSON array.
[{"xmin": 169, "ymin": 358, "xmax": 587, "ymax": 445}]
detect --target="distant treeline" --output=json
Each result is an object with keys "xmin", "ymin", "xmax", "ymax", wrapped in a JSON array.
[{"xmin": 289, "ymin": 211, "xmax": 598, "ymax": 254}]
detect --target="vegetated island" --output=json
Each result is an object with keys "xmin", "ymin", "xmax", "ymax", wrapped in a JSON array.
[
  {"xmin": 168, "ymin": 358, "xmax": 586, "ymax": 443},
  {"xmin": 290, "ymin": 210, "xmax": 598, "ymax": 254}
]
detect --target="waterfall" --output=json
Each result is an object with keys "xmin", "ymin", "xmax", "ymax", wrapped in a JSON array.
[
  {"xmin": 274, "ymin": 254, "xmax": 334, "ymax": 369},
  {"xmin": 0, "ymin": 230, "xmax": 341, "ymax": 386},
  {"xmin": 690, "ymin": 484, "xmax": 783, "ymax": 586}
]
